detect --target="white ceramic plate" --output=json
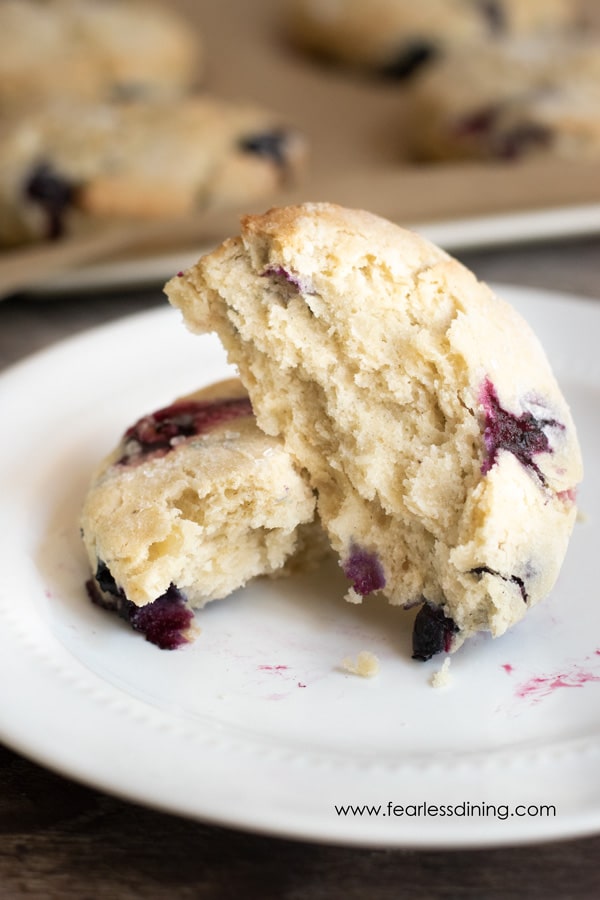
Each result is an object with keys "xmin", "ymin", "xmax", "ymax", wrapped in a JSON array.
[
  {"xmin": 1, "ymin": 284, "xmax": 599, "ymax": 849},
  {"xmin": 31, "ymin": 203, "xmax": 600, "ymax": 297}
]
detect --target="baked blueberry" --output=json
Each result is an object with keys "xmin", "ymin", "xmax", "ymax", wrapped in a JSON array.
[
  {"xmin": 379, "ymin": 42, "xmax": 438, "ymax": 80},
  {"xmin": 412, "ymin": 602, "xmax": 459, "ymax": 661},
  {"xmin": 342, "ymin": 545, "xmax": 386, "ymax": 596},
  {"xmin": 239, "ymin": 129, "xmax": 290, "ymax": 169},
  {"xmin": 24, "ymin": 161, "xmax": 77, "ymax": 240},
  {"xmin": 126, "ymin": 585, "xmax": 194, "ymax": 650},
  {"xmin": 86, "ymin": 562, "xmax": 194, "ymax": 650},
  {"xmin": 93, "ymin": 559, "xmax": 120, "ymax": 598}
]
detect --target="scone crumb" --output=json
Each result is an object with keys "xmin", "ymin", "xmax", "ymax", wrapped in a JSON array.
[
  {"xmin": 341, "ymin": 650, "xmax": 380, "ymax": 678},
  {"xmin": 430, "ymin": 657, "xmax": 452, "ymax": 689},
  {"xmin": 345, "ymin": 587, "xmax": 363, "ymax": 605}
]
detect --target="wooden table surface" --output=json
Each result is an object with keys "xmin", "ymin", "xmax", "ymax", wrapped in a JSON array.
[{"xmin": 1, "ymin": 236, "xmax": 600, "ymax": 898}]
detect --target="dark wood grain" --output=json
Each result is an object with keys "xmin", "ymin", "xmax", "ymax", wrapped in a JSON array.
[
  {"xmin": 1, "ymin": 741, "xmax": 600, "ymax": 900},
  {"xmin": 0, "ymin": 237, "xmax": 599, "ymax": 899}
]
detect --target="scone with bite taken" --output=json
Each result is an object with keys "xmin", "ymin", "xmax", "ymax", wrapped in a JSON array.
[
  {"xmin": 166, "ymin": 202, "xmax": 582, "ymax": 660},
  {"xmin": 81, "ymin": 379, "xmax": 324, "ymax": 649}
]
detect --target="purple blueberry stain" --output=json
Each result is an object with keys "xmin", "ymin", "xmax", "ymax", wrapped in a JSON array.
[
  {"xmin": 493, "ymin": 122, "xmax": 553, "ymax": 160},
  {"xmin": 453, "ymin": 107, "xmax": 553, "ymax": 159},
  {"xmin": 24, "ymin": 161, "xmax": 78, "ymax": 240},
  {"xmin": 558, "ymin": 487, "xmax": 577, "ymax": 504},
  {"xmin": 412, "ymin": 602, "xmax": 459, "ymax": 661},
  {"xmin": 86, "ymin": 561, "xmax": 193, "ymax": 650},
  {"xmin": 454, "ymin": 105, "xmax": 500, "ymax": 139},
  {"xmin": 118, "ymin": 395, "xmax": 253, "ymax": 465},
  {"xmin": 479, "ymin": 378, "xmax": 561, "ymax": 485},
  {"xmin": 264, "ymin": 265, "xmax": 302, "ymax": 290},
  {"xmin": 342, "ymin": 545, "xmax": 386, "ymax": 597},
  {"xmin": 262, "ymin": 265, "xmax": 315, "ymax": 297}
]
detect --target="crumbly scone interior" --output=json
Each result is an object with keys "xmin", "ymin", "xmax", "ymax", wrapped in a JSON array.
[
  {"xmin": 81, "ymin": 382, "xmax": 318, "ymax": 608},
  {"xmin": 167, "ymin": 203, "xmax": 582, "ymax": 645}
]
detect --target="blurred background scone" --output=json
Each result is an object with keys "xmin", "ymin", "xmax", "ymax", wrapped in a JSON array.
[
  {"xmin": 286, "ymin": 0, "xmax": 584, "ymax": 79},
  {"xmin": 0, "ymin": 0, "xmax": 202, "ymax": 109},
  {"xmin": 0, "ymin": 0, "xmax": 309, "ymax": 249},
  {"xmin": 407, "ymin": 37, "xmax": 600, "ymax": 161},
  {"xmin": 0, "ymin": 97, "xmax": 306, "ymax": 247}
]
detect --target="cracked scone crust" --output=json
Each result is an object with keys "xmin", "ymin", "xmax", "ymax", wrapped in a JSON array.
[
  {"xmin": 81, "ymin": 379, "xmax": 321, "ymax": 649},
  {"xmin": 287, "ymin": 0, "xmax": 581, "ymax": 78},
  {"xmin": 166, "ymin": 202, "xmax": 583, "ymax": 660}
]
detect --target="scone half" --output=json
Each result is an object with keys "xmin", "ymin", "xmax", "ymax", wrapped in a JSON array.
[
  {"xmin": 166, "ymin": 202, "xmax": 583, "ymax": 660},
  {"xmin": 81, "ymin": 378, "xmax": 321, "ymax": 649}
]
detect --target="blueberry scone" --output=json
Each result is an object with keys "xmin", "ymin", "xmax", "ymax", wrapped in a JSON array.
[
  {"xmin": 0, "ymin": 0, "xmax": 200, "ymax": 110},
  {"xmin": 0, "ymin": 98, "xmax": 306, "ymax": 246},
  {"xmin": 81, "ymin": 379, "xmax": 323, "ymax": 649},
  {"xmin": 407, "ymin": 36, "xmax": 600, "ymax": 161},
  {"xmin": 287, "ymin": 0, "xmax": 582, "ymax": 79},
  {"xmin": 166, "ymin": 202, "xmax": 583, "ymax": 660}
]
